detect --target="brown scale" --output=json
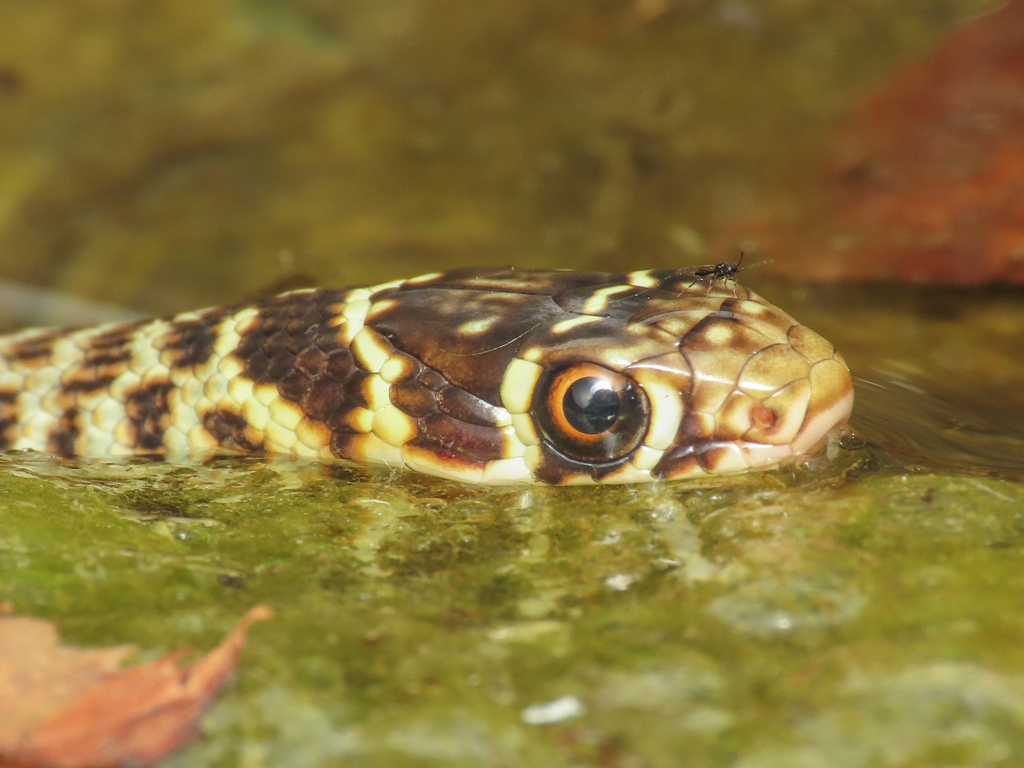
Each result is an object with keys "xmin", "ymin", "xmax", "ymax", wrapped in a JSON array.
[
  {"xmin": 160, "ymin": 309, "xmax": 234, "ymax": 369},
  {"xmin": 328, "ymin": 431, "xmax": 363, "ymax": 460},
  {"xmin": 124, "ymin": 381, "xmax": 175, "ymax": 453},
  {"xmin": 416, "ymin": 368, "xmax": 448, "ymax": 391},
  {"xmin": 203, "ymin": 409, "xmax": 265, "ymax": 453},
  {"xmin": 389, "ymin": 380, "xmax": 437, "ymax": 419},
  {"xmin": 391, "ymin": 267, "xmax": 610, "ymax": 298},
  {"xmin": 323, "ymin": 369, "xmax": 369, "ymax": 435},
  {"xmin": 419, "ymin": 411, "xmax": 505, "ymax": 460},
  {"xmin": 652, "ymin": 443, "xmax": 702, "ymax": 478},
  {"xmin": 675, "ymin": 311, "xmax": 736, "ymax": 355},
  {"xmin": 57, "ymin": 321, "xmax": 144, "ymax": 395},
  {"xmin": 234, "ymin": 290, "xmax": 347, "ymax": 385},
  {"xmin": 301, "ymin": 367, "xmax": 360, "ymax": 424},
  {"xmin": 529, "ymin": 441, "xmax": 633, "ymax": 484},
  {"xmin": 366, "ymin": 287, "xmax": 564, "ymax": 406},
  {"xmin": 694, "ymin": 443, "xmax": 740, "ymax": 472},
  {"xmin": 47, "ymin": 408, "xmax": 80, "ymax": 458},
  {"xmin": 5, "ymin": 330, "xmax": 64, "ymax": 368},
  {"xmin": 0, "ymin": 390, "xmax": 19, "ymax": 450},
  {"xmin": 434, "ymin": 385, "xmax": 505, "ymax": 428},
  {"xmin": 231, "ymin": 289, "xmax": 373, "ymax": 453}
]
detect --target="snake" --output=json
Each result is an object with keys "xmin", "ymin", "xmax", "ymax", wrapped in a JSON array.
[{"xmin": 0, "ymin": 267, "xmax": 853, "ymax": 484}]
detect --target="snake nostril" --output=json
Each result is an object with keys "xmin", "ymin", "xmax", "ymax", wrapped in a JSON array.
[{"xmin": 750, "ymin": 402, "xmax": 778, "ymax": 430}]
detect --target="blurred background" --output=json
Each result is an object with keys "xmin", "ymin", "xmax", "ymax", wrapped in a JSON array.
[{"xmin": 0, "ymin": 0, "xmax": 998, "ymax": 321}]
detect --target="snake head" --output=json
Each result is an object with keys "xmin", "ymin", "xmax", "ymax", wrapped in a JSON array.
[
  {"xmin": 366, "ymin": 268, "xmax": 853, "ymax": 484},
  {"xmin": 494, "ymin": 270, "xmax": 854, "ymax": 483},
  {"xmin": 625, "ymin": 279, "xmax": 854, "ymax": 481}
]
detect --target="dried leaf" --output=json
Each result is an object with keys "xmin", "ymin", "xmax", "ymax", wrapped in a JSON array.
[
  {"xmin": 0, "ymin": 617, "xmax": 138, "ymax": 742},
  {"xmin": 0, "ymin": 604, "xmax": 272, "ymax": 768},
  {"xmin": 733, "ymin": 1, "xmax": 1024, "ymax": 284}
]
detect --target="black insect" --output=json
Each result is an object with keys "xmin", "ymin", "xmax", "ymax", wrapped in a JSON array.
[{"xmin": 688, "ymin": 252, "xmax": 772, "ymax": 293}]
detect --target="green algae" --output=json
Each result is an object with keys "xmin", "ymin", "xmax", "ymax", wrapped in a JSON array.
[{"xmin": 2, "ymin": 444, "xmax": 1024, "ymax": 766}]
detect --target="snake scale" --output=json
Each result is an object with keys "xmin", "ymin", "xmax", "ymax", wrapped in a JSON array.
[{"xmin": 0, "ymin": 267, "xmax": 853, "ymax": 484}]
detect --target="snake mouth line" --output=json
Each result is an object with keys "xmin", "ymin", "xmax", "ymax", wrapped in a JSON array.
[
  {"xmin": 653, "ymin": 374, "xmax": 854, "ymax": 479},
  {"xmin": 792, "ymin": 381, "xmax": 855, "ymax": 456}
]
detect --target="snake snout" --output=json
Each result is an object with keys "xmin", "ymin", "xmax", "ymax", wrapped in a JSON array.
[
  {"xmin": 736, "ymin": 352, "xmax": 854, "ymax": 465},
  {"xmin": 655, "ymin": 331, "xmax": 854, "ymax": 478},
  {"xmin": 789, "ymin": 357, "xmax": 854, "ymax": 454}
]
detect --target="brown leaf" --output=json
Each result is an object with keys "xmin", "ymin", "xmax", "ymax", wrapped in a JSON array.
[
  {"xmin": 0, "ymin": 604, "xmax": 272, "ymax": 768},
  {"xmin": 0, "ymin": 617, "xmax": 138, "ymax": 743},
  {"xmin": 731, "ymin": 0, "xmax": 1024, "ymax": 284}
]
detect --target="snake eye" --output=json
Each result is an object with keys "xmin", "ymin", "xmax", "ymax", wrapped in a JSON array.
[{"xmin": 534, "ymin": 363, "xmax": 650, "ymax": 463}]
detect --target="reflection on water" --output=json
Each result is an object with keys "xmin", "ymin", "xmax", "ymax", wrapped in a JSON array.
[{"xmin": 851, "ymin": 369, "xmax": 1024, "ymax": 480}]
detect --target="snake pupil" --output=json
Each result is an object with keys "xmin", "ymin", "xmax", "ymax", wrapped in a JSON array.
[
  {"xmin": 563, "ymin": 377, "xmax": 620, "ymax": 434},
  {"xmin": 534, "ymin": 363, "xmax": 650, "ymax": 464}
]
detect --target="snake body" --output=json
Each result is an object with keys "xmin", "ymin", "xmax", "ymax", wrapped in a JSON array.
[{"xmin": 0, "ymin": 268, "xmax": 853, "ymax": 484}]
